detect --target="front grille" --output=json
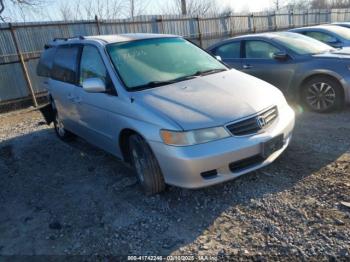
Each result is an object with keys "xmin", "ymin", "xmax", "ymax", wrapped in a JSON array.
[
  {"xmin": 229, "ymin": 155, "xmax": 264, "ymax": 173},
  {"xmin": 226, "ymin": 106, "xmax": 278, "ymax": 136}
]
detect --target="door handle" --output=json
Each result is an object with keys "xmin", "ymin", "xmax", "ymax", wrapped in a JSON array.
[{"xmin": 243, "ymin": 64, "xmax": 252, "ymax": 69}]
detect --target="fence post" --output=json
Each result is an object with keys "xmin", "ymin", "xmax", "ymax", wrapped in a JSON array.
[
  {"xmin": 95, "ymin": 15, "xmax": 101, "ymax": 35},
  {"xmin": 251, "ymin": 14, "xmax": 256, "ymax": 33},
  {"xmin": 196, "ymin": 16, "xmax": 203, "ymax": 48},
  {"xmin": 156, "ymin": 15, "xmax": 164, "ymax": 34},
  {"xmin": 9, "ymin": 23, "xmax": 38, "ymax": 107},
  {"xmin": 274, "ymin": 11, "xmax": 277, "ymax": 31},
  {"xmin": 290, "ymin": 11, "xmax": 294, "ymax": 28}
]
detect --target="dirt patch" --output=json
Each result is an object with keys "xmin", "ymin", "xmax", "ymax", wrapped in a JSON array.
[{"xmin": 0, "ymin": 107, "xmax": 349, "ymax": 258}]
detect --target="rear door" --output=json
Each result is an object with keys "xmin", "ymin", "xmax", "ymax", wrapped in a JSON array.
[
  {"xmin": 241, "ymin": 39, "xmax": 294, "ymax": 90},
  {"xmin": 211, "ymin": 41, "xmax": 242, "ymax": 69},
  {"xmin": 50, "ymin": 44, "xmax": 81, "ymax": 132}
]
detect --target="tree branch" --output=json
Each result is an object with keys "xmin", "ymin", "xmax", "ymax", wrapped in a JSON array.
[{"xmin": 0, "ymin": 0, "xmax": 5, "ymax": 15}]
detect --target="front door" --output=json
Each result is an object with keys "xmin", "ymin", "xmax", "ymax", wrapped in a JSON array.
[
  {"xmin": 241, "ymin": 40, "xmax": 295, "ymax": 91},
  {"xmin": 74, "ymin": 45, "xmax": 116, "ymax": 153}
]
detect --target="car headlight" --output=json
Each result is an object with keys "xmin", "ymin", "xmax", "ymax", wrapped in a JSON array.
[{"xmin": 160, "ymin": 127, "xmax": 230, "ymax": 146}]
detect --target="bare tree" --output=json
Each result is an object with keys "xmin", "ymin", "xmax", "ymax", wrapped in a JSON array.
[
  {"xmin": 162, "ymin": 0, "xmax": 219, "ymax": 16},
  {"xmin": 285, "ymin": 0, "xmax": 311, "ymax": 10},
  {"xmin": 329, "ymin": 0, "xmax": 350, "ymax": 8},
  {"xmin": 274, "ymin": 0, "xmax": 281, "ymax": 10},
  {"xmin": 129, "ymin": 0, "xmax": 151, "ymax": 19},
  {"xmin": 310, "ymin": 0, "xmax": 329, "ymax": 8},
  {"xmin": 0, "ymin": 0, "xmax": 46, "ymax": 22},
  {"xmin": 59, "ymin": 0, "xmax": 126, "ymax": 21}
]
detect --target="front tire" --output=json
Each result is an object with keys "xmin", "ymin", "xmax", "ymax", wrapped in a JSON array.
[
  {"xmin": 301, "ymin": 76, "xmax": 344, "ymax": 113},
  {"xmin": 128, "ymin": 134, "xmax": 165, "ymax": 195}
]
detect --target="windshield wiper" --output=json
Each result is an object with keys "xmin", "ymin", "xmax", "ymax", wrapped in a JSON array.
[
  {"xmin": 131, "ymin": 75, "xmax": 198, "ymax": 91},
  {"xmin": 192, "ymin": 68, "xmax": 227, "ymax": 76},
  {"xmin": 130, "ymin": 69, "xmax": 227, "ymax": 91}
]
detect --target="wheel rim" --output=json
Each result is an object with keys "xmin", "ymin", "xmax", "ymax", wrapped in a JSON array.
[
  {"xmin": 55, "ymin": 114, "xmax": 66, "ymax": 137},
  {"xmin": 306, "ymin": 82, "xmax": 336, "ymax": 111},
  {"xmin": 131, "ymin": 147, "xmax": 145, "ymax": 183}
]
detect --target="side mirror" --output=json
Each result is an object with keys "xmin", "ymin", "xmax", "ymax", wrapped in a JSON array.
[
  {"xmin": 215, "ymin": 55, "xmax": 222, "ymax": 61},
  {"xmin": 273, "ymin": 51, "xmax": 288, "ymax": 61},
  {"xmin": 327, "ymin": 40, "xmax": 342, "ymax": 48},
  {"xmin": 82, "ymin": 78, "xmax": 106, "ymax": 93}
]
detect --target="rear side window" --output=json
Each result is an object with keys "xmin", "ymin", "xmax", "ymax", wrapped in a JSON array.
[
  {"xmin": 304, "ymin": 31, "xmax": 337, "ymax": 43},
  {"xmin": 214, "ymin": 42, "xmax": 240, "ymax": 59},
  {"xmin": 51, "ymin": 45, "xmax": 80, "ymax": 84},
  {"xmin": 37, "ymin": 47, "xmax": 56, "ymax": 77}
]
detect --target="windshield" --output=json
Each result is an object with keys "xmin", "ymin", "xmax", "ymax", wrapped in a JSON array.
[
  {"xmin": 106, "ymin": 37, "xmax": 227, "ymax": 90},
  {"xmin": 275, "ymin": 32, "xmax": 335, "ymax": 55},
  {"xmin": 325, "ymin": 25, "xmax": 350, "ymax": 40}
]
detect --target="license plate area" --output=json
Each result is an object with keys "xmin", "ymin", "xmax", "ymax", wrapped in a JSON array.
[{"xmin": 261, "ymin": 134, "xmax": 284, "ymax": 159}]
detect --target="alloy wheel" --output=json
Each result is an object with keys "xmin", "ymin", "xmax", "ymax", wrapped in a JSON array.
[{"xmin": 306, "ymin": 82, "xmax": 336, "ymax": 111}]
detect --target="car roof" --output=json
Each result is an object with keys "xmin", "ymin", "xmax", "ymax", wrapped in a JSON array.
[
  {"xmin": 207, "ymin": 31, "xmax": 298, "ymax": 50},
  {"xmin": 49, "ymin": 33, "xmax": 180, "ymax": 46},
  {"xmin": 289, "ymin": 24, "xmax": 337, "ymax": 31}
]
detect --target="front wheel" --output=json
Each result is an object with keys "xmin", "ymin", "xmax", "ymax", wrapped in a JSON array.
[
  {"xmin": 128, "ymin": 134, "xmax": 166, "ymax": 195},
  {"xmin": 301, "ymin": 76, "xmax": 344, "ymax": 113}
]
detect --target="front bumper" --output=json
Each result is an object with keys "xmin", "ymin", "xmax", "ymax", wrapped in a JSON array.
[{"xmin": 149, "ymin": 105, "xmax": 295, "ymax": 189}]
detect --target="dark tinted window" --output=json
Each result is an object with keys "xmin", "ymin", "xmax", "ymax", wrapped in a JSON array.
[
  {"xmin": 304, "ymin": 31, "xmax": 338, "ymax": 43},
  {"xmin": 214, "ymin": 42, "xmax": 240, "ymax": 59},
  {"xmin": 51, "ymin": 45, "xmax": 80, "ymax": 84},
  {"xmin": 245, "ymin": 40, "xmax": 280, "ymax": 59},
  {"xmin": 37, "ymin": 47, "xmax": 56, "ymax": 77}
]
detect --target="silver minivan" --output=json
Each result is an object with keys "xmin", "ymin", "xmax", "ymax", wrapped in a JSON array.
[{"xmin": 37, "ymin": 34, "xmax": 295, "ymax": 195}]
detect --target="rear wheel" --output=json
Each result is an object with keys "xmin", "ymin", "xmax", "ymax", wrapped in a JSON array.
[
  {"xmin": 128, "ymin": 134, "xmax": 165, "ymax": 195},
  {"xmin": 53, "ymin": 111, "xmax": 75, "ymax": 141},
  {"xmin": 301, "ymin": 76, "xmax": 344, "ymax": 113}
]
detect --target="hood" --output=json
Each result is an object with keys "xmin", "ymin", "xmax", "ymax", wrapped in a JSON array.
[
  {"xmin": 313, "ymin": 47, "xmax": 350, "ymax": 59},
  {"xmin": 133, "ymin": 70, "xmax": 285, "ymax": 130}
]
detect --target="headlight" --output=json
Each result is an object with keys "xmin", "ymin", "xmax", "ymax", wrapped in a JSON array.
[{"xmin": 160, "ymin": 127, "xmax": 230, "ymax": 146}]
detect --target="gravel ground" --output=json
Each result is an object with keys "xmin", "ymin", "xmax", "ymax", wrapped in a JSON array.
[{"xmin": 0, "ymin": 106, "xmax": 349, "ymax": 259}]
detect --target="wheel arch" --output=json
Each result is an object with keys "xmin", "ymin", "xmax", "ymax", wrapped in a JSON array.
[
  {"xmin": 298, "ymin": 72, "xmax": 345, "ymax": 101},
  {"xmin": 119, "ymin": 128, "xmax": 143, "ymax": 164}
]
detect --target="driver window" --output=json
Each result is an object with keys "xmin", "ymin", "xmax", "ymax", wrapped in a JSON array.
[
  {"xmin": 245, "ymin": 40, "xmax": 280, "ymax": 59},
  {"xmin": 304, "ymin": 31, "xmax": 337, "ymax": 43},
  {"xmin": 80, "ymin": 45, "xmax": 108, "ymax": 86}
]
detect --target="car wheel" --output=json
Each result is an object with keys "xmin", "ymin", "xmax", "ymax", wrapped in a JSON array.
[
  {"xmin": 53, "ymin": 111, "xmax": 75, "ymax": 141},
  {"xmin": 301, "ymin": 76, "xmax": 344, "ymax": 113},
  {"xmin": 128, "ymin": 134, "xmax": 166, "ymax": 195}
]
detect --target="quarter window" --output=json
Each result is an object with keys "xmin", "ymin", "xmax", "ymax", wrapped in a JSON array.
[
  {"xmin": 245, "ymin": 40, "xmax": 280, "ymax": 59},
  {"xmin": 37, "ymin": 47, "xmax": 56, "ymax": 77},
  {"xmin": 51, "ymin": 45, "xmax": 80, "ymax": 84},
  {"xmin": 79, "ymin": 45, "xmax": 108, "ymax": 86},
  {"xmin": 214, "ymin": 42, "xmax": 240, "ymax": 59}
]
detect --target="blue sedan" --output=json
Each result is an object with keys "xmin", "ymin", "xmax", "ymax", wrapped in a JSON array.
[
  {"xmin": 208, "ymin": 32, "xmax": 350, "ymax": 112},
  {"xmin": 289, "ymin": 25, "xmax": 350, "ymax": 48}
]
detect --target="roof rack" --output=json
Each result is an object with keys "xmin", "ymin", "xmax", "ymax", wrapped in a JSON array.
[{"xmin": 53, "ymin": 35, "xmax": 85, "ymax": 42}]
